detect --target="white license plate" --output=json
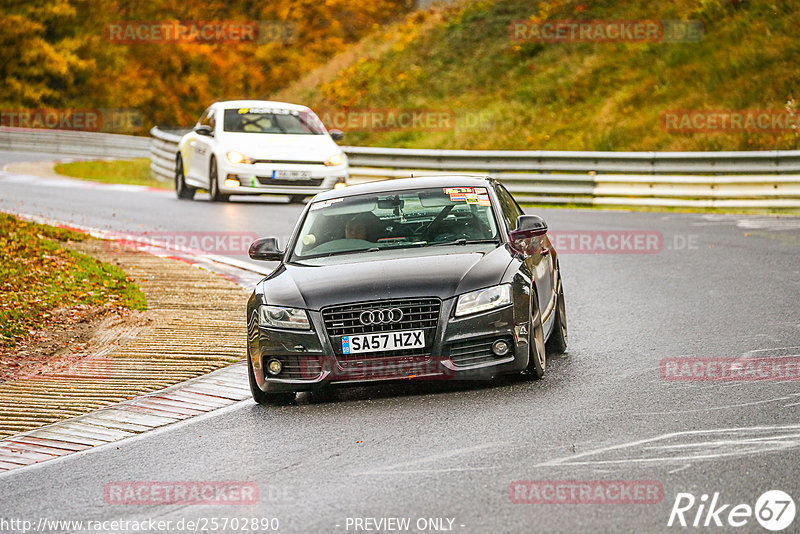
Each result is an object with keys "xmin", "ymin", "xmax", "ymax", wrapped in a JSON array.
[
  {"xmin": 342, "ymin": 330, "xmax": 425, "ymax": 354},
  {"xmin": 272, "ymin": 170, "xmax": 312, "ymax": 180}
]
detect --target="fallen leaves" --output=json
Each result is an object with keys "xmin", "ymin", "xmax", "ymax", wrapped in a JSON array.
[{"xmin": 0, "ymin": 213, "xmax": 146, "ymax": 351}]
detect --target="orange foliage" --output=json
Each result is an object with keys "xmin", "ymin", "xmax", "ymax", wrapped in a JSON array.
[{"xmin": 0, "ymin": 0, "xmax": 414, "ymax": 132}]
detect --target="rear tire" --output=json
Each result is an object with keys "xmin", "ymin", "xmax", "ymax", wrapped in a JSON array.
[
  {"xmin": 546, "ymin": 282, "xmax": 568, "ymax": 354},
  {"xmin": 208, "ymin": 157, "xmax": 230, "ymax": 202},
  {"xmin": 288, "ymin": 195, "xmax": 306, "ymax": 204},
  {"xmin": 525, "ymin": 293, "xmax": 547, "ymax": 379},
  {"xmin": 175, "ymin": 155, "xmax": 195, "ymax": 200},
  {"xmin": 248, "ymin": 355, "xmax": 295, "ymax": 406}
]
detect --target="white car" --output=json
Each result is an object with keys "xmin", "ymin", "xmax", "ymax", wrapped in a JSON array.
[{"xmin": 175, "ymin": 100, "xmax": 348, "ymax": 203}]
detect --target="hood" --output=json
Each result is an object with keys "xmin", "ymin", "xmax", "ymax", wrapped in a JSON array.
[
  {"xmin": 259, "ymin": 244, "xmax": 513, "ymax": 310},
  {"xmin": 221, "ymin": 133, "xmax": 340, "ymax": 162}
]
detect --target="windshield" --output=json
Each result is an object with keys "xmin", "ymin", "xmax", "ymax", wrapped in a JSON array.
[
  {"xmin": 291, "ymin": 187, "xmax": 500, "ymax": 260},
  {"xmin": 223, "ymin": 107, "xmax": 325, "ymax": 135}
]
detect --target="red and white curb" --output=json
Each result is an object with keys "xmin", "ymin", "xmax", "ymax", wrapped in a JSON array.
[{"xmin": 0, "ymin": 363, "xmax": 249, "ymax": 473}]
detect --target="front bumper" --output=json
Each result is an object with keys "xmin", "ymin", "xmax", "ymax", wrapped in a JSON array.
[
  {"xmin": 218, "ymin": 161, "xmax": 348, "ymax": 195},
  {"xmin": 248, "ymin": 297, "xmax": 531, "ymax": 393}
]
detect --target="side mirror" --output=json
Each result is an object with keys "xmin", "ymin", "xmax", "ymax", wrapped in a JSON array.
[
  {"xmin": 194, "ymin": 125, "xmax": 213, "ymax": 136},
  {"xmin": 509, "ymin": 215, "xmax": 548, "ymax": 255},
  {"xmin": 329, "ymin": 129, "xmax": 344, "ymax": 141},
  {"xmin": 249, "ymin": 237, "xmax": 284, "ymax": 261},
  {"xmin": 514, "ymin": 215, "xmax": 548, "ymax": 235}
]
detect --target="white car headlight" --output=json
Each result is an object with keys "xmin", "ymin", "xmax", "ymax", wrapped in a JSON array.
[
  {"xmin": 227, "ymin": 150, "xmax": 252, "ymax": 164},
  {"xmin": 259, "ymin": 306, "xmax": 311, "ymax": 330},
  {"xmin": 324, "ymin": 153, "xmax": 345, "ymax": 166},
  {"xmin": 454, "ymin": 284, "xmax": 512, "ymax": 317}
]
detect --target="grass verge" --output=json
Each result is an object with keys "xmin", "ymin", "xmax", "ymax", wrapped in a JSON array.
[
  {"xmin": 54, "ymin": 158, "xmax": 170, "ymax": 189},
  {"xmin": 0, "ymin": 213, "xmax": 147, "ymax": 350},
  {"xmin": 280, "ymin": 0, "xmax": 800, "ymax": 152}
]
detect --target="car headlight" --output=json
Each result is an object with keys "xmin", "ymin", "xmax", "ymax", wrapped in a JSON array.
[
  {"xmin": 227, "ymin": 150, "xmax": 252, "ymax": 164},
  {"xmin": 259, "ymin": 306, "xmax": 311, "ymax": 330},
  {"xmin": 324, "ymin": 153, "xmax": 345, "ymax": 166},
  {"xmin": 454, "ymin": 284, "xmax": 512, "ymax": 317}
]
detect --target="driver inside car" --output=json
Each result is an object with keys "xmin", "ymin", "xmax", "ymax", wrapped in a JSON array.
[{"xmin": 345, "ymin": 212, "xmax": 383, "ymax": 241}]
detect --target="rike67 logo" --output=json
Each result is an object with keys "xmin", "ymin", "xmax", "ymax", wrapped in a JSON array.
[{"xmin": 668, "ymin": 490, "xmax": 796, "ymax": 531}]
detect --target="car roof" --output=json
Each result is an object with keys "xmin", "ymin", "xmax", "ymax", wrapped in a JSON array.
[
  {"xmin": 211, "ymin": 100, "xmax": 309, "ymax": 112},
  {"xmin": 312, "ymin": 175, "xmax": 496, "ymax": 202}
]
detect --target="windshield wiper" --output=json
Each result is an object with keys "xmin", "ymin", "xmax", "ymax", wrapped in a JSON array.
[
  {"xmin": 300, "ymin": 247, "xmax": 376, "ymax": 259},
  {"xmin": 361, "ymin": 241, "xmax": 429, "ymax": 251},
  {"xmin": 428, "ymin": 238, "xmax": 499, "ymax": 247},
  {"xmin": 297, "ymin": 239, "xmax": 497, "ymax": 260}
]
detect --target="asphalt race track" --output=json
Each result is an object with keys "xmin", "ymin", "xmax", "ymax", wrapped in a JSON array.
[{"xmin": 1, "ymin": 150, "xmax": 799, "ymax": 533}]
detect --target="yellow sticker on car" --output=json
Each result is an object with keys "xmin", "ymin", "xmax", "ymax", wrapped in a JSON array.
[{"xmin": 443, "ymin": 187, "xmax": 491, "ymax": 205}]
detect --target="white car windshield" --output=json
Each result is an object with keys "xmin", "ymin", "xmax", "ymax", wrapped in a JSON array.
[
  {"xmin": 291, "ymin": 187, "xmax": 500, "ymax": 260},
  {"xmin": 223, "ymin": 107, "xmax": 325, "ymax": 135}
]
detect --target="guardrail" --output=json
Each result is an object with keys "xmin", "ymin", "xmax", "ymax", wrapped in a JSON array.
[
  {"xmin": 150, "ymin": 127, "xmax": 800, "ymax": 208},
  {"xmin": 0, "ymin": 127, "xmax": 149, "ymax": 159},
  {"xmin": 3, "ymin": 126, "xmax": 796, "ymax": 208},
  {"xmin": 149, "ymin": 127, "xmax": 184, "ymax": 184}
]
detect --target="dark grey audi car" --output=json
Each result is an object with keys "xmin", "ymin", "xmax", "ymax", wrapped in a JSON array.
[{"xmin": 246, "ymin": 176, "xmax": 567, "ymax": 404}]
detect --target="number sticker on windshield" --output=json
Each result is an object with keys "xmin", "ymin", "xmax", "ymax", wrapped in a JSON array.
[{"xmin": 443, "ymin": 187, "xmax": 491, "ymax": 205}]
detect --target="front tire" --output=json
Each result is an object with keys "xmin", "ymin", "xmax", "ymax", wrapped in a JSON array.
[
  {"xmin": 208, "ymin": 157, "xmax": 230, "ymax": 202},
  {"xmin": 525, "ymin": 293, "xmax": 547, "ymax": 379},
  {"xmin": 175, "ymin": 155, "xmax": 195, "ymax": 200},
  {"xmin": 288, "ymin": 195, "xmax": 307, "ymax": 204},
  {"xmin": 546, "ymin": 282, "xmax": 568, "ymax": 354},
  {"xmin": 247, "ymin": 355, "xmax": 295, "ymax": 406}
]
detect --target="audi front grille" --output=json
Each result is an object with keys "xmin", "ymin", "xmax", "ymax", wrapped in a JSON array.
[{"xmin": 321, "ymin": 298, "xmax": 441, "ymax": 337}]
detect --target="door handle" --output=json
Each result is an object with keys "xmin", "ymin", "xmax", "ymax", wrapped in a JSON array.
[{"xmin": 540, "ymin": 247, "xmax": 550, "ymax": 256}]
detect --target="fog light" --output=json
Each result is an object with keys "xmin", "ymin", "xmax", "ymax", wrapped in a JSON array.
[
  {"xmin": 224, "ymin": 178, "xmax": 241, "ymax": 188},
  {"xmin": 492, "ymin": 339, "xmax": 511, "ymax": 356},
  {"xmin": 267, "ymin": 359, "xmax": 282, "ymax": 376}
]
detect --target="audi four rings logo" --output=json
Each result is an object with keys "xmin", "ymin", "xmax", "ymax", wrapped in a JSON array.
[{"xmin": 359, "ymin": 308, "xmax": 404, "ymax": 325}]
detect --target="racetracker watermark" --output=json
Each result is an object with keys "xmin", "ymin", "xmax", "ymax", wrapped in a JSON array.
[
  {"xmin": 660, "ymin": 357, "xmax": 800, "ymax": 382},
  {"xmin": 21, "ymin": 355, "xmax": 113, "ymax": 380},
  {"xmin": 105, "ymin": 20, "xmax": 296, "ymax": 44},
  {"xmin": 509, "ymin": 19, "xmax": 703, "ymax": 43},
  {"xmin": 538, "ymin": 231, "xmax": 698, "ymax": 254},
  {"xmin": 509, "ymin": 480, "xmax": 663, "ymax": 504},
  {"xmin": 0, "ymin": 108, "xmax": 142, "ymax": 133},
  {"xmin": 104, "ymin": 482, "xmax": 258, "ymax": 505},
  {"xmin": 661, "ymin": 110, "xmax": 800, "ymax": 133},
  {"xmin": 312, "ymin": 108, "xmax": 455, "ymax": 132},
  {"xmin": 0, "ymin": 517, "xmax": 280, "ymax": 533},
  {"xmin": 112, "ymin": 231, "xmax": 259, "ymax": 255},
  {"xmin": 298, "ymin": 356, "xmax": 462, "ymax": 381},
  {"xmin": 547, "ymin": 230, "xmax": 663, "ymax": 254}
]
